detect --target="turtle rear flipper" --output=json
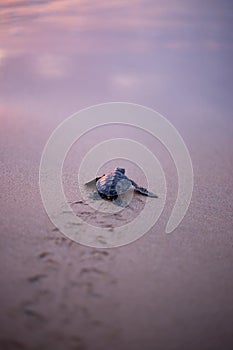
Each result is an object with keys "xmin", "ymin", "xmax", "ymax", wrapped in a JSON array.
[
  {"xmin": 89, "ymin": 192, "xmax": 102, "ymax": 200},
  {"xmin": 113, "ymin": 196, "xmax": 128, "ymax": 207}
]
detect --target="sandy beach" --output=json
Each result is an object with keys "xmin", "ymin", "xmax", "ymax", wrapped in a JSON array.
[{"xmin": 0, "ymin": 1, "xmax": 233, "ymax": 349}]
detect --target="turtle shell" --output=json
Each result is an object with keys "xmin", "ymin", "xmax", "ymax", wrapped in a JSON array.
[{"xmin": 96, "ymin": 168, "xmax": 132, "ymax": 198}]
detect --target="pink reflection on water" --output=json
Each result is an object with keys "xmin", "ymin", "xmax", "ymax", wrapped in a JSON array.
[
  {"xmin": 0, "ymin": 0, "xmax": 232, "ymax": 128},
  {"xmin": 0, "ymin": 0, "xmax": 231, "ymax": 56}
]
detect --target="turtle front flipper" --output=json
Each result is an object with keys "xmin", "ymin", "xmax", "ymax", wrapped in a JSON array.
[
  {"xmin": 85, "ymin": 175, "xmax": 105, "ymax": 186},
  {"xmin": 131, "ymin": 180, "xmax": 158, "ymax": 198},
  {"xmin": 135, "ymin": 187, "xmax": 158, "ymax": 198}
]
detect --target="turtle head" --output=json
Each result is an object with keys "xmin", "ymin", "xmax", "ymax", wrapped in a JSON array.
[{"xmin": 116, "ymin": 167, "xmax": 125, "ymax": 174}]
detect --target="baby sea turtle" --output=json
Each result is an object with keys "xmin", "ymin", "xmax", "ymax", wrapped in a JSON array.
[{"xmin": 86, "ymin": 167, "xmax": 158, "ymax": 207}]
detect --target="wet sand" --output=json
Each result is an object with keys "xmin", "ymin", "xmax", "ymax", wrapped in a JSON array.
[{"xmin": 1, "ymin": 1, "xmax": 233, "ymax": 349}]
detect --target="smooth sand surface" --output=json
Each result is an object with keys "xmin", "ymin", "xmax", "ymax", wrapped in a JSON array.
[{"xmin": 0, "ymin": 1, "xmax": 233, "ymax": 349}]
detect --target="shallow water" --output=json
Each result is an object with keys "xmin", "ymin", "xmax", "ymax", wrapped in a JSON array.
[{"xmin": 0, "ymin": 1, "xmax": 233, "ymax": 350}]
